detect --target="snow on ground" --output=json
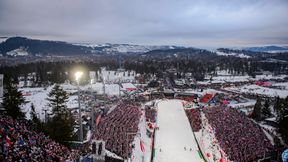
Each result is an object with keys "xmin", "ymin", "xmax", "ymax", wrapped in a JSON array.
[
  {"xmin": 105, "ymin": 150, "xmax": 124, "ymax": 161},
  {"xmin": 215, "ymin": 51, "xmax": 250, "ymax": 58},
  {"xmin": 82, "ymin": 83, "xmax": 122, "ymax": 96},
  {"xmin": 225, "ymin": 84, "xmax": 288, "ymax": 98},
  {"xmin": 130, "ymin": 106, "xmax": 152, "ymax": 162},
  {"xmin": 211, "ymin": 75, "xmax": 250, "ymax": 83},
  {"xmin": 20, "ymin": 87, "xmax": 52, "ymax": 120},
  {"xmin": 0, "ymin": 37, "xmax": 8, "ymax": 43},
  {"xmin": 199, "ymin": 75, "xmax": 251, "ymax": 84},
  {"xmin": 6, "ymin": 47, "xmax": 29, "ymax": 56},
  {"xmin": 272, "ymin": 82, "xmax": 288, "ymax": 90},
  {"xmin": 254, "ymin": 74, "xmax": 287, "ymax": 80},
  {"xmin": 228, "ymin": 99, "xmax": 256, "ymax": 108},
  {"xmin": 154, "ymin": 100, "xmax": 204, "ymax": 162},
  {"xmin": 19, "ymin": 82, "xmax": 127, "ymax": 121},
  {"xmin": 198, "ymin": 74, "xmax": 287, "ymax": 85},
  {"xmin": 20, "ymin": 86, "xmax": 80, "ymax": 120}
]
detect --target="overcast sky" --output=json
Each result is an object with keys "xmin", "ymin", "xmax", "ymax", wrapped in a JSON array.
[{"xmin": 0, "ymin": 0, "xmax": 287, "ymax": 47}]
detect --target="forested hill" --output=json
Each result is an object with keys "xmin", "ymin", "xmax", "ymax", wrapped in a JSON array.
[
  {"xmin": 0, "ymin": 37, "xmax": 93, "ymax": 56},
  {"xmin": 0, "ymin": 37, "xmax": 185, "ymax": 56}
]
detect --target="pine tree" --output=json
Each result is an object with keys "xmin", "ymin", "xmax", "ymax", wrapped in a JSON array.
[
  {"xmin": 3, "ymin": 79, "xmax": 26, "ymax": 119},
  {"xmin": 30, "ymin": 103, "xmax": 40, "ymax": 124},
  {"xmin": 262, "ymin": 99, "xmax": 272, "ymax": 118},
  {"xmin": 46, "ymin": 84, "xmax": 69, "ymax": 116},
  {"xmin": 252, "ymin": 97, "xmax": 262, "ymax": 121},
  {"xmin": 274, "ymin": 97, "xmax": 282, "ymax": 119},
  {"xmin": 277, "ymin": 96, "xmax": 288, "ymax": 144},
  {"xmin": 45, "ymin": 84, "xmax": 74, "ymax": 145},
  {"xmin": 46, "ymin": 112, "xmax": 74, "ymax": 143}
]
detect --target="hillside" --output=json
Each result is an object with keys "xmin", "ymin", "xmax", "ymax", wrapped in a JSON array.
[{"xmin": 0, "ymin": 37, "xmax": 185, "ymax": 56}]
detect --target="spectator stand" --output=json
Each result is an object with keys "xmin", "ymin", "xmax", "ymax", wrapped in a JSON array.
[
  {"xmin": 201, "ymin": 106, "xmax": 274, "ymax": 161},
  {"xmin": 0, "ymin": 115, "xmax": 79, "ymax": 161},
  {"xmin": 91, "ymin": 101, "xmax": 142, "ymax": 160},
  {"xmin": 196, "ymin": 110, "xmax": 228, "ymax": 162}
]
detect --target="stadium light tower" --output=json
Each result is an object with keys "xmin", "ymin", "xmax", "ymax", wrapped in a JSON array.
[{"xmin": 75, "ymin": 71, "xmax": 84, "ymax": 142}]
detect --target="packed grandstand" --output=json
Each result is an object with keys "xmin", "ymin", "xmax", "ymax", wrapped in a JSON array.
[{"xmin": 0, "ymin": 95, "xmax": 284, "ymax": 161}]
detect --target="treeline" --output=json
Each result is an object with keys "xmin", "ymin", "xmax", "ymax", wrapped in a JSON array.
[
  {"xmin": 0, "ymin": 52, "xmax": 287, "ymax": 84},
  {"xmin": 125, "ymin": 54, "xmax": 288, "ymax": 80},
  {"xmin": 252, "ymin": 97, "xmax": 288, "ymax": 145},
  {"xmin": 0, "ymin": 61, "xmax": 111, "ymax": 86}
]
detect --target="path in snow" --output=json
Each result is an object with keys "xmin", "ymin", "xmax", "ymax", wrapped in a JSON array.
[{"xmin": 154, "ymin": 100, "xmax": 204, "ymax": 162}]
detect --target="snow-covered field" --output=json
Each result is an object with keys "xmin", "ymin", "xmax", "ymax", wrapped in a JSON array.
[
  {"xmin": 20, "ymin": 87, "xmax": 52, "ymax": 120},
  {"xmin": 272, "ymin": 82, "xmax": 288, "ymax": 90},
  {"xmin": 225, "ymin": 84, "xmax": 288, "ymax": 98},
  {"xmin": 215, "ymin": 51, "xmax": 250, "ymax": 58},
  {"xmin": 154, "ymin": 100, "xmax": 204, "ymax": 162},
  {"xmin": 19, "ymin": 82, "xmax": 128, "ymax": 120},
  {"xmin": 199, "ymin": 74, "xmax": 287, "ymax": 84}
]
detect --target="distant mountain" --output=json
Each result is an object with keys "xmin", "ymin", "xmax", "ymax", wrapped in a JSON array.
[
  {"xmin": 142, "ymin": 48, "xmax": 216, "ymax": 59},
  {"xmin": 0, "ymin": 37, "xmax": 93, "ymax": 56},
  {"xmin": 245, "ymin": 46, "xmax": 288, "ymax": 53},
  {"xmin": 0, "ymin": 37, "xmax": 186, "ymax": 56},
  {"xmin": 74, "ymin": 43, "xmax": 183, "ymax": 54}
]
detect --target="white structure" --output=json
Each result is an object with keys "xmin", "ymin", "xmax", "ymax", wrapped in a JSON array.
[
  {"xmin": 89, "ymin": 71, "xmax": 97, "ymax": 84},
  {"xmin": 91, "ymin": 140, "xmax": 105, "ymax": 162},
  {"xmin": 99, "ymin": 67, "xmax": 136, "ymax": 83},
  {"xmin": 0, "ymin": 74, "xmax": 3, "ymax": 98},
  {"xmin": 18, "ymin": 72, "xmax": 37, "ymax": 87},
  {"xmin": 154, "ymin": 100, "xmax": 204, "ymax": 162}
]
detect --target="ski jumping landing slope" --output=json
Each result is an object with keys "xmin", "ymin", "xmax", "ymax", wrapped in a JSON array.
[{"xmin": 154, "ymin": 100, "xmax": 204, "ymax": 162}]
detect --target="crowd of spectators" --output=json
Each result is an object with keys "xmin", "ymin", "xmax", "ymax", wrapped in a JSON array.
[
  {"xmin": 145, "ymin": 106, "xmax": 157, "ymax": 123},
  {"xmin": 93, "ymin": 101, "xmax": 141, "ymax": 159},
  {"xmin": 185, "ymin": 108, "xmax": 202, "ymax": 132},
  {"xmin": 0, "ymin": 115, "xmax": 78, "ymax": 161},
  {"xmin": 203, "ymin": 106, "xmax": 274, "ymax": 161}
]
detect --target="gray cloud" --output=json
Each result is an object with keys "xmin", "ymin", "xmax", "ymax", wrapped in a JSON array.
[{"xmin": 0, "ymin": 0, "xmax": 287, "ymax": 47}]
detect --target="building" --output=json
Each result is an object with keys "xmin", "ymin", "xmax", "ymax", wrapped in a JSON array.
[
  {"xmin": 98, "ymin": 67, "xmax": 136, "ymax": 83},
  {"xmin": 0, "ymin": 74, "xmax": 3, "ymax": 98}
]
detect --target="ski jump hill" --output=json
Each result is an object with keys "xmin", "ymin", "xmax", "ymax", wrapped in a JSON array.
[{"xmin": 153, "ymin": 99, "xmax": 204, "ymax": 162}]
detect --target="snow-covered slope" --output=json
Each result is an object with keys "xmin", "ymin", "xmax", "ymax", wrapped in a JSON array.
[
  {"xmin": 154, "ymin": 100, "xmax": 204, "ymax": 162},
  {"xmin": 6, "ymin": 47, "xmax": 29, "ymax": 56},
  {"xmin": 0, "ymin": 37, "xmax": 8, "ymax": 43},
  {"xmin": 215, "ymin": 50, "xmax": 250, "ymax": 58},
  {"xmin": 74, "ymin": 43, "xmax": 179, "ymax": 53}
]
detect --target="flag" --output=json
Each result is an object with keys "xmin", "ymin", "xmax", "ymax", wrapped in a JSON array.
[
  {"xmin": 96, "ymin": 115, "xmax": 101, "ymax": 126},
  {"xmin": 140, "ymin": 140, "xmax": 145, "ymax": 153}
]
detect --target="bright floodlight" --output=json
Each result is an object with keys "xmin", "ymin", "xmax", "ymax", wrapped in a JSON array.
[{"xmin": 75, "ymin": 71, "xmax": 83, "ymax": 82}]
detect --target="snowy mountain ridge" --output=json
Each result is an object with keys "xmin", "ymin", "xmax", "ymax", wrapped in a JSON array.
[
  {"xmin": 244, "ymin": 46, "xmax": 288, "ymax": 53},
  {"xmin": 73, "ymin": 42, "xmax": 181, "ymax": 53}
]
